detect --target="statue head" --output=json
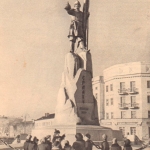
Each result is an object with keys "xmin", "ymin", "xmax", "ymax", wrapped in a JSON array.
[{"xmin": 74, "ymin": 0, "xmax": 81, "ymax": 9}]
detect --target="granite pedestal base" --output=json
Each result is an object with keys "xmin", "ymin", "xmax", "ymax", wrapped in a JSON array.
[{"xmin": 32, "ymin": 125, "xmax": 123, "ymax": 144}]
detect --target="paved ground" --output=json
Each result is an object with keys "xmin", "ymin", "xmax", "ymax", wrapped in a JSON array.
[
  {"xmin": 0, "ymin": 143, "xmax": 149, "ymax": 150},
  {"xmin": 92, "ymin": 144, "xmax": 150, "ymax": 150},
  {"xmin": 0, "ymin": 143, "xmax": 23, "ymax": 150}
]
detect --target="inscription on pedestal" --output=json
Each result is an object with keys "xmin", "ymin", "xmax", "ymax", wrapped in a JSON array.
[
  {"xmin": 77, "ymin": 103, "xmax": 94, "ymax": 121},
  {"xmin": 82, "ymin": 76, "xmax": 85, "ymax": 103},
  {"xmin": 80, "ymin": 107, "xmax": 89, "ymax": 114}
]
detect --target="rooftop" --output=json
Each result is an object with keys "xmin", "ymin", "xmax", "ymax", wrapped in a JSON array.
[{"xmin": 36, "ymin": 113, "xmax": 55, "ymax": 121}]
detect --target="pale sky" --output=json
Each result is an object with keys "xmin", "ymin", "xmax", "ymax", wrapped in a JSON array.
[{"xmin": 0, "ymin": 0, "xmax": 150, "ymax": 119}]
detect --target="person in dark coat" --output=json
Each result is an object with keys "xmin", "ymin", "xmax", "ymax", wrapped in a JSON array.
[
  {"xmin": 72, "ymin": 133, "xmax": 85, "ymax": 150},
  {"xmin": 123, "ymin": 139, "xmax": 132, "ymax": 150},
  {"xmin": 28, "ymin": 136, "xmax": 39, "ymax": 150},
  {"xmin": 52, "ymin": 129, "xmax": 65, "ymax": 149},
  {"xmin": 45, "ymin": 135, "xmax": 52, "ymax": 150},
  {"xmin": 84, "ymin": 133, "xmax": 93, "ymax": 150},
  {"xmin": 111, "ymin": 138, "xmax": 121, "ymax": 150},
  {"xmin": 38, "ymin": 138, "xmax": 51, "ymax": 150},
  {"xmin": 23, "ymin": 135, "xmax": 32, "ymax": 150},
  {"xmin": 16, "ymin": 135, "xmax": 21, "ymax": 143},
  {"xmin": 62, "ymin": 140, "xmax": 72, "ymax": 150},
  {"xmin": 101, "ymin": 134, "xmax": 110, "ymax": 150},
  {"xmin": 52, "ymin": 129, "xmax": 60, "ymax": 143}
]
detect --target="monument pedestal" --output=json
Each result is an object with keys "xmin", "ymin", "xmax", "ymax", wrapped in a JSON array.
[
  {"xmin": 32, "ymin": 125, "xmax": 123, "ymax": 144},
  {"xmin": 54, "ymin": 51, "xmax": 99, "ymax": 125},
  {"xmin": 32, "ymin": 51, "xmax": 123, "ymax": 143}
]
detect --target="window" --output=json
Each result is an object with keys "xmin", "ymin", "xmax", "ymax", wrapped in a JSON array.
[
  {"xmin": 130, "ymin": 127, "xmax": 136, "ymax": 135},
  {"xmin": 148, "ymin": 96, "xmax": 150, "ymax": 103},
  {"xmin": 106, "ymin": 113, "xmax": 109, "ymax": 119},
  {"xmin": 111, "ymin": 112, "xmax": 114, "ymax": 119},
  {"xmin": 147, "ymin": 81, "xmax": 150, "ymax": 88},
  {"xmin": 120, "ymin": 97, "xmax": 125, "ymax": 107},
  {"xmin": 119, "ymin": 127, "xmax": 125, "ymax": 136},
  {"xmin": 130, "ymin": 81, "xmax": 135, "ymax": 91},
  {"xmin": 131, "ymin": 96, "xmax": 136, "ymax": 107},
  {"xmin": 131, "ymin": 111, "xmax": 136, "ymax": 118},
  {"xmin": 120, "ymin": 82, "xmax": 125, "ymax": 90},
  {"xmin": 106, "ymin": 99, "xmax": 109, "ymax": 106},
  {"xmin": 148, "ymin": 111, "xmax": 150, "ymax": 118},
  {"xmin": 95, "ymin": 87, "xmax": 98, "ymax": 90},
  {"xmin": 110, "ymin": 84, "xmax": 113, "ymax": 91},
  {"xmin": 121, "ymin": 111, "xmax": 126, "ymax": 119},
  {"xmin": 111, "ymin": 98, "xmax": 113, "ymax": 105},
  {"xmin": 106, "ymin": 86, "xmax": 108, "ymax": 92}
]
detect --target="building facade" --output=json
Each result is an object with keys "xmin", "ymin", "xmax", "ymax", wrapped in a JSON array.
[
  {"xmin": 93, "ymin": 62, "xmax": 150, "ymax": 139},
  {"xmin": 92, "ymin": 76, "xmax": 105, "ymax": 121}
]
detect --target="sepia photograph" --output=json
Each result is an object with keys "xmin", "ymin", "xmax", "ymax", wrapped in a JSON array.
[{"xmin": 0, "ymin": 0, "xmax": 149, "ymax": 149}]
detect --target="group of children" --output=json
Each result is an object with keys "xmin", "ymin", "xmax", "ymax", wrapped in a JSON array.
[{"xmin": 23, "ymin": 129, "xmax": 133, "ymax": 150}]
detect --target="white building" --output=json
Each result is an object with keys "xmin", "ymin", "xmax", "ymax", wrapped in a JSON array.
[
  {"xmin": 34, "ymin": 113, "xmax": 55, "ymax": 129},
  {"xmin": 93, "ymin": 62, "xmax": 150, "ymax": 139}
]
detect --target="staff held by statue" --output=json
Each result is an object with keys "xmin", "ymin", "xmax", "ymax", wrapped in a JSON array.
[{"xmin": 83, "ymin": 0, "xmax": 90, "ymax": 50}]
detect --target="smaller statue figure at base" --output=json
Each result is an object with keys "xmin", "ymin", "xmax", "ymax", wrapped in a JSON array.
[{"xmin": 65, "ymin": 0, "xmax": 89, "ymax": 53}]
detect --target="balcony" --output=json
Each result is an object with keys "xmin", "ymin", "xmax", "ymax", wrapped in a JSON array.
[
  {"xmin": 129, "ymin": 103, "xmax": 139, "ymax": 109},
  {"xmin": 118, "ymin": 103, "xmax": 128, "ymax": 109},
  {"xmin": 127, "ymin": 88, "xmax": 138, "ymax": 94},
  {"xmin": 118, "ymin": 88, "xmax": 128, "ymax": 95}
]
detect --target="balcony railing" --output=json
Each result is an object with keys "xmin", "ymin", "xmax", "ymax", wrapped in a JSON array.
[
  {"xmin": 129, "ymin": 103, "xmax": 139, "ymax": 109},
  {"xmin": 118, "ymin": 88, "xmax": 128, "ymax": 95},
  {"xmin": 118, "ymin": 103, "xmax": 128, "ymax": 109},
  {"xmin": 127, "ymin": 87, "xmax": 138, "ymax": 94}
]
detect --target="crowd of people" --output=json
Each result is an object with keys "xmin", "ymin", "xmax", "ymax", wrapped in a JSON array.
[{"xmin": 23, "ymin": 129, "xmax": 133, "ymax": 150}]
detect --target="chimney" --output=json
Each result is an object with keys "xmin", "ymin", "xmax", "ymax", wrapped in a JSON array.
[{"xmin": 45, "ymin": 113, "xmax": 49, "ymax": 117}]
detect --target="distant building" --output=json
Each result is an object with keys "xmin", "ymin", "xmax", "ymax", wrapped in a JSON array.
[
  {"xmin": 34, "ymin": 113, "xmax": 55, "ymax": 129},
  {"xmin": 0, "ymin": 117, "xmax": 9, "ymax": 137},
  {"xmin": 0, "ymin": 116, "xmax": 34, "ymax": 137},
  {"xmin": 13, "ymin": 121, "xmax": 34, "ymax": 136},
  {"xmin": 93, "ymin": 62, "xmax": 150, "ymax": 139}
]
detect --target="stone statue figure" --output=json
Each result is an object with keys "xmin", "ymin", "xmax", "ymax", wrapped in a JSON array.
[
  {"xmin": 65, "ymin": 0, "xmax": 89, "ymax": 53},
  {"xmin": 54, "ymin": 0, "xmax": 98, "ymax": 125}
]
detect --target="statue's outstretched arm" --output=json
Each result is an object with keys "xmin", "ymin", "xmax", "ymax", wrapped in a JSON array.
[{"xmin": 64, "ymin": 3, "xmax": 74, "ymax": 15}]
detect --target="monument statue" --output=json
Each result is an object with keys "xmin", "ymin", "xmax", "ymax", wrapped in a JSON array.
[
  {"xmin": 54, "ymin": 0, "xmax": 99, "ymax": 125},
  {"xmin": 65, "ymin": 0, "xmax": 90, "ymax": 52},
  {"xmin": 32, "ymin": 0, "xmax": 123, "ymax": 144}
]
